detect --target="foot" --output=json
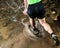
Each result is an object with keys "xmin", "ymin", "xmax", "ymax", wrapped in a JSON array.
[
  {"xmin": 54, "ymin": 40, "xmax": 60, "ymax": 46},
  {"xmin": 53, "ymin": 36, "xmax": 60, "ymax": 46},
  {"xmin": 33, "ymin": 28, "xmax": 42, "ymax": 38},
  {"xmin": 33, "ymin": 28, "xmax": 39, "ymax": 34},
  {"xmin": 28, "ymin": 25, "xmax": 42, "ymax": 38},
  {"xmin": 51, "ymin": 34, "xmax": 60, "ymax": 46}
]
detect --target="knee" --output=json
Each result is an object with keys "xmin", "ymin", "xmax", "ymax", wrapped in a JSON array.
[
  {"xmin": 29, "ymin": 18, "xmax": 34, "ymax": 21},
  {"xmin": 39, "ymin": 19, "xmax": 47, "ymax": 25}
]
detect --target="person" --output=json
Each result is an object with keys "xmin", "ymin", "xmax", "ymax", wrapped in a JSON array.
[{"xmin": 23, "ymin": 0, "xmax": 60, "ymax": 46}]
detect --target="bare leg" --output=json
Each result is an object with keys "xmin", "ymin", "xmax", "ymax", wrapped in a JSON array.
[
  {"xmin": 38, "ymin": 18, "xmax": 53, "ymax": 34},
  {"xmin": 29, "ymin": 18, "xmax": 35, "ymax": 28},
  {"xmin": 38, "ymin": 18, "xmax": 60, "ymax": 46}
]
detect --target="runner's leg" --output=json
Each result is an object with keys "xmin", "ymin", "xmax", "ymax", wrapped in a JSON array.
[
  {"xmin": 38, "ymin": 18, "xmax": 60, "ymax": 46},
  {"xmin": 29, "ymin": 17, "xmax": 35, "ymax": 28},
  {"xmin": 38, "ymin": 18, "xmax": 53, "ymax": 34}
]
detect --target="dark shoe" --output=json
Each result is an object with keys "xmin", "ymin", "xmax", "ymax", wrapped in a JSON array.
[
  {"xmin": 51, "ymin": 34, "xmax": 60, "ymax": 46},
  {"xmin": 33, "ymin": 28, "xmax": 42, "ymax": 38},
  {"xmin": 54, "ymin": 40, "xmax": 60, "ymax": 46},
  {"xmin": 28, "ymin": 25, "xmax": 42, "ymax": 38},
  {"xmin": 53, "ymin": 36, "xmax": 60, "ymax": 46},
  {"xmin": 33, "ymin": 28, "xmax": 39, "ymax": 34},
  {"xmin": 28, "ymin": 25, "xmax": 39, "ymax": 34}
]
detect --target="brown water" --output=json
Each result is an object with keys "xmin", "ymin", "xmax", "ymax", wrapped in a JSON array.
[{"xmin": 0, "ymin": 0, "xmax": 60, "ymax": 48}]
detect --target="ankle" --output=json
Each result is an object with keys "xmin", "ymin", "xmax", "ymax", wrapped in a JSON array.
[
  {"xmin": 50, "ymin": 33, "xmax": 60, "ymax": 46},
  {"xmin": 50, "ymin": 33, "xmax": 58, "ymax": 41}
]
